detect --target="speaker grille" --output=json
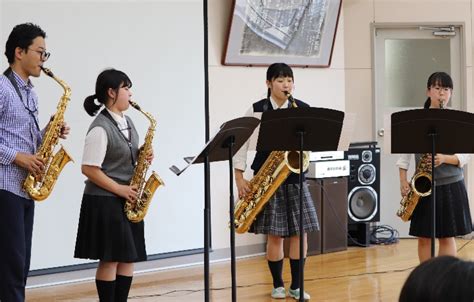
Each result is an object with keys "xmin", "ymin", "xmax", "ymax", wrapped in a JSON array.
[
  {"xmin": 358, "ymin": 164, "xmax": 376, "ymax": 185},
  {"xmin": 348, "ymin": 186, "xmax": 378, "ymax": 222}
]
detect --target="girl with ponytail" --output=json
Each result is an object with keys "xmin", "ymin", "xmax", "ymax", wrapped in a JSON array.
[{"xmin": 75, "ymin": 68, "xmax": 152, "ymax": 302}]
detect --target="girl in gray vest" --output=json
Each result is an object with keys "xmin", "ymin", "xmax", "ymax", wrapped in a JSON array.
[
  {"xmin": 397, "ymin": 72, "xmax": 472, "ymax": 263},
  {"xmin": 74, "ymin": 69, "xmax": 151, "ymax": 301},
  {"xmin": 233, "ymin": 63, "xmax": 318, "ymax": 300}
]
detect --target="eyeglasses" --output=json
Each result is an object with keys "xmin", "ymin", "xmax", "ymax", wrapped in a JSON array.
[
  {"xmin": 430, "ymin": 86, "xmax": 451, "ymax": 93},
  {"xmin": 28, "ymin": 48, "xmax": 50, "ymax": 61}
]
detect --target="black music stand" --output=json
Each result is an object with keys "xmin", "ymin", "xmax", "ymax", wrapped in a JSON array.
[
  {"xmin": 392, "ymin": 109, "xmax": 474, "ymax": 258},
  {"xmin": 257, "ymin": 107, "xmax": 344, "ymax": 302},
  {"xmin": 170, "ymin": 116, "xmax": 259, "ymax": 302}
]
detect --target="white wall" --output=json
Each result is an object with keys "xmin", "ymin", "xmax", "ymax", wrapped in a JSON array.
[
  {"xmin": 1, "ymin": 0, "xmax": 205, "ymax": 270},
  {"xmin": 207, "ymin": 0, "xmax": 346, "ymax": 250}
]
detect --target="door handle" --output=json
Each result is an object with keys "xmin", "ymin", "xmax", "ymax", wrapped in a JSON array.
[{"xmin": 378, "ymin": 128, "xmax": 385, "ymax": 137}]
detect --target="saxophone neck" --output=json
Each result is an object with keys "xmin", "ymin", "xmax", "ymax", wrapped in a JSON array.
[
  {"xmin": 129, "ymin": 100, "xmax": 157, "ymax": 128},
  {"xmin": 145, "ymin": 112, "xmax": 157, "ymax": 128},
  {"xmin": 284, "ymin": 91, "xmax": 297, "ymax": 108},
  {"xmin": 41, "ymin": 66, "xmax": 71, "ymax": 97}
]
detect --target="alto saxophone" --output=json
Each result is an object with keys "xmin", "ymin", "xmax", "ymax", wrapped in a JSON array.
[
  {"xmin": 233, "ymin": 92, "xmax": 310, "ymax": 233},
  {"xmin": 23, "ymin": 67, "xmax": 73, "ymax": 201},
  {"xmin": 124, "ymin": 101, "xmax": 164, "ymax": 223},
  {"xmin": 396, "ymin": 98, "xmax": 445, "ymax": 221}
]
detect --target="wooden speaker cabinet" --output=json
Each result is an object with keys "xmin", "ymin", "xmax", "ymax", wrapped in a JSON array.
[
  {"xmin": 284, "ymin": 177, "xmax": 347, "ymax": 256},
  {"xmin": 320, "ymin": 177, "xmax": 348, "ymax": 253}
]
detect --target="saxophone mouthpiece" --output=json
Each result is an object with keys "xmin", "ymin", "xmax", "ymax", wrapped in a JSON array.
[
  {"xmin": 129, "ymin": 100, "xmax": 141, "ymax": 111},
  {"xmin": 284, "ymin": 91, "xmax": 295, "ymax": 105},
  {"xmin": 439, "ymin": 99, "xmax": 445, "ymax": 109},
  {"xmin": 40, "ymin": 66, "xmax": 54, "ymax": 78}
]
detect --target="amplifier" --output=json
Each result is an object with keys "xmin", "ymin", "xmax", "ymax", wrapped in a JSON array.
[
  {"xmin": 309, "ymin": 151, "xmax": 345, "ymax": 161},
  {"xmin": 307, "ymin": 160, "xmax": 350, "ymax": 179}
]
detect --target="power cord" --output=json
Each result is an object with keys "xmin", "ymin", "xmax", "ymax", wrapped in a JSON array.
[{"xmin": 370, "ymin": 224, "xmax": 399, "ymax": 245}]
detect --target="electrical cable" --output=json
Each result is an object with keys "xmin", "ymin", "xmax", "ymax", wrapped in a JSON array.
[
  {"xmin": 128, "ymin": 238, "xmax": 472, "ymax": 299},
  {"xmin": 370, "ymin": 224, "xmax": 399, "ymax": 245}
]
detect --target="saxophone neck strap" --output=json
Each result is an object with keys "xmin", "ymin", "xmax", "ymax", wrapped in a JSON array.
[
  {"xmin": 3, "ymin": 67, "xmax": 40, "ymax": 131},
  {"xmin": 100, "ymin": 109, "xmax": 136, "ymax": 166}
]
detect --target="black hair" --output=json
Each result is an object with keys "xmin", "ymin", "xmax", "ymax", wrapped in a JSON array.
[
  {"xmin": 266, "ymin": 63, "xmax": 294, "ymax": 98},
  {"xmin": 399, "ymin": 256, "xmax": 474, "ymax": 302},
  {"xmin": 424, "ymin": 72, "xmax": 453, "ymax": 109},
  {"xmin": 5, "ymin": 23, "xmax": 46, "ymax": 64},
  {"xmin": 83, "ymin": 68, "xmax": 132, "ymax": 116}
]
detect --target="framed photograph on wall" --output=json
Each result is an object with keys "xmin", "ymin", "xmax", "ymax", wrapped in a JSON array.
[{"xmin": 223, "ymin": 0, "xmax": 342, "ymax": 67}]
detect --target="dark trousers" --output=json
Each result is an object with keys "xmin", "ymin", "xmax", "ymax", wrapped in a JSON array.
[{"xmin": 0, "ymin": 190, "xmax": 35, "ymax": 302}]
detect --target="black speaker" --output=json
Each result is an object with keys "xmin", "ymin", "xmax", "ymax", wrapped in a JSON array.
[
  {"xmin": 346, "ymin": 142, "xmax": 380, "ymax": 224},
  {"xmin": 348, "ymin": 222, "xmax": 371, "ymax": 247}
]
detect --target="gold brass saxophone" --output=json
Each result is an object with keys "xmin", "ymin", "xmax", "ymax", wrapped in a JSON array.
[
  {"xmin": 233, "ymin": 92, "xmax": 310, "ymax": 233},
  {"xmin": 124, "ymin": 101, "xmax": 164, "ymax": 223},
  {"xmin": 396, "ymin": 98, "xmax": 445, "ymax": 221},
  {"xmin": 23, "ymin": 67, "xmax": 73, "ymax": 201},
  {"xmin": 397, "ymin": 153, "xmax": 432, "ymax": 221}
]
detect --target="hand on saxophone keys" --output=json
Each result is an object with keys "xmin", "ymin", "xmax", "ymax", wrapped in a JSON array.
[
  {"xmin": 59, "ymin": 122, "xmax": 70, "ymax": 139},
  {"xmin": 118, "ymin": 184, "xmax": 138, "ymax": 203},
  {"xmin": 400, "ymin": 179, "xmax": 410, "ymax": 197},
  {"xmin": 424, "ymin": 153, "xmax": 448, "ymax": 167},
  {"xmin": 235, "ymin": 170, "xmax": 250, "ymax": 199},
  {"xmin": 434, "ymin": 154, "xmax": 447, "ymax": 167},
  {"xmin": 139, "ymin": 145, "xmax": 154, "ymax": 164},
  {"xmin": 14, "ymin": 153, "xmax": 45, "ymax": 176},
  {"xmin": 48, "ymin": 115, "xmax": 70, "ymax": 139}
]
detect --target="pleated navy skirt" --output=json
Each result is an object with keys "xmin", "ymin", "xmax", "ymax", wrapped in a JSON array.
[
  {"xmin": 74, "ymin": 194, "xmax": 147, "ymax": 262},
  {"xmin": 409, "ymin": 180, "xmax": 473, "ymax": 238}
]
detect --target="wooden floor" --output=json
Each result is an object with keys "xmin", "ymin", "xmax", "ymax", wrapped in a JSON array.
[{"xmin": 27, "ymin": 238, "xmax": 474, "ymax": 301}]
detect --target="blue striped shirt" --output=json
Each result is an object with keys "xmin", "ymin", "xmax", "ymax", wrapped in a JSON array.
[{"xmin": 0, "ymin": 71, "xmax": 42, "ymax": 198}]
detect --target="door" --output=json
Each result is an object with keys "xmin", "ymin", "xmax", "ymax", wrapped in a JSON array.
[{"xmin": 373, "ymin": 25, "xmax": 464, "ymax": 237}]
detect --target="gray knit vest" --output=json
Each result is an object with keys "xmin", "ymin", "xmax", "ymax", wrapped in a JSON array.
[
  {"xmin": 83, "ymin": 111, "xmax": 139, "ymax": 196},
  {"xmin": 415, "ymin": 154, "xmax": 464, "ymax": 186}
]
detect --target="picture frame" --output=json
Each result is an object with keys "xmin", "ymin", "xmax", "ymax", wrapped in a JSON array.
[{"xmin": 223, "ymin": 0, "xmax": 342, "ymax": 67}]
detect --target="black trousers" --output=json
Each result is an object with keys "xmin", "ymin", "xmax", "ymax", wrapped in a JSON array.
[{"xmin": 0, "ymin": 190, "xmax": 35, "ymax": 302}]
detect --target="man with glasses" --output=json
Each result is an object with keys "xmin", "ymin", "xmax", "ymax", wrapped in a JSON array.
[{"xmin": 0, "ymin": 23, "xmax": 69, "ymax": 302}]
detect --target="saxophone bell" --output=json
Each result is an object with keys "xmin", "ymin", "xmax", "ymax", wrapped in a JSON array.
[
  {"xmin": 397, "ymin": 153, "xmax": 432, "ymax": 221},
  {"xmin": 285, "ymin": 151, "xmax": 310, "ymax": 174}
]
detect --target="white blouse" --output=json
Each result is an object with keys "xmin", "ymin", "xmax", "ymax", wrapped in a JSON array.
[
  {"xmin": 396, "ymin": 153, "xmax": 470, "ymax": 170},
  {"xmin": 233, "ymin": 97, "xmax": 290, "ymax": 172}
]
